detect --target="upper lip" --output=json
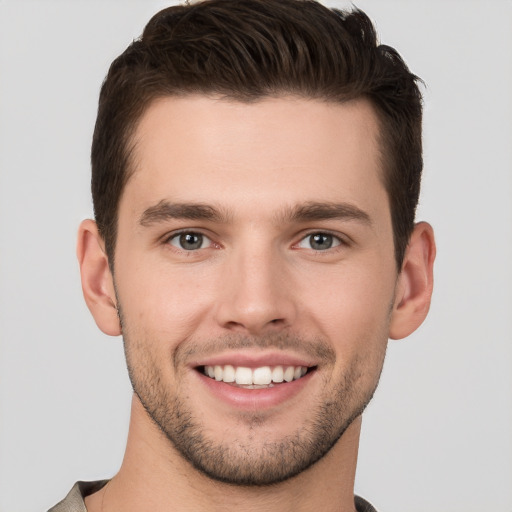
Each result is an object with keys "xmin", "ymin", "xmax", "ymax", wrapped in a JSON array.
[{"xmin": 190, "ymin": 350, "xmax": 317, "ymax": 369}]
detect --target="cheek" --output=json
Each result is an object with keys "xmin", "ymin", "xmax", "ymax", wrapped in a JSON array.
[
  {"xmin": 115, "ymin": 261, "xmax": 215, "ymax": 346},
  {"xmin": 301, "ymin": 266, "xmax": 394, "ymax": 383},
  {"xmin": 305, "ymin": 264, "xmax": 395, "ymax": 332}
]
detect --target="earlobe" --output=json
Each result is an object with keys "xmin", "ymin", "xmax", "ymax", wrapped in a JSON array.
[
  {"xmin": 77, "ymin": 219, "xmax": 121, "ymax": 336},
  {"xmin": 389, "ymin": 222, "xmax": 436, "ymax": 340}
]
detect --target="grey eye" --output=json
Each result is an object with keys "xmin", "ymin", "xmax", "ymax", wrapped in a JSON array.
[
  {"xmin": 169, "ymin": 232, "xmax": 209, "ymax": 250},
  {"xmin": 297, "ymin": 233, "xmax": 341, "ymax": 251},
  {"xmin": 309, "ymin": 233, "xmax": 333, "ymax": 250}
]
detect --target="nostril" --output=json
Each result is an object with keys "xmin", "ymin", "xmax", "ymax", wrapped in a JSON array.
[
  {"xmin": 223, "ymin": 318, "xmax": 286, "ymax": 333},
  {"xmin": 270, "ymin": 318, "xmax": 285, "ymax": 324}
]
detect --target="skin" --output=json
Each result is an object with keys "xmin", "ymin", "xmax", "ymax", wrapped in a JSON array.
[{"xmin": 78, "ymin": 96, "xmax": 435, "ymax": 512}]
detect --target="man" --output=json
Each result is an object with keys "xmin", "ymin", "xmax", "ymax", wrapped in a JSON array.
[{"xmin": 50, "ymin": 0, "xmax": 435, "ymax": 510}]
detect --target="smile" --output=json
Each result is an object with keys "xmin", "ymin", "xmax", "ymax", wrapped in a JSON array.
[
  {"xmin": 202, "ymin": 365, "xmax": 311, "ymax": 387},
  {"xmin": 195, "ymin": 360, "xmax": 317, "ymax": 409}
]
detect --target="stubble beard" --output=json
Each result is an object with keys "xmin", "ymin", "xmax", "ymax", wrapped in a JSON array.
[{"xmin": 121, "ymin": 323, "xmax": 386, "ymax": 487}]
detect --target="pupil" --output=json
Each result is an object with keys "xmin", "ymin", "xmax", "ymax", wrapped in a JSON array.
[
  {"xmin": 311, "ymin": 233, "xmax": 332, "ymax": 250},
  {"xmin": 180, "ymin": 233, "xmax": 202, "ymax": 250}
]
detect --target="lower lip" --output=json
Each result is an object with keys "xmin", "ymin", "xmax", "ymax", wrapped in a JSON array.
[{"xmin": 195, "ymin": 370, "xmax": 315, "ymax": 410}]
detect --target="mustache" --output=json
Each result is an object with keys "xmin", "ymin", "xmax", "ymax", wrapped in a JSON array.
[{"xmin": 174, "ymin": 332, "xmax": 336, "ymax": 366}]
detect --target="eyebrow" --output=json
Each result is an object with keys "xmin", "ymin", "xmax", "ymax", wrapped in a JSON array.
[
  {"xmin": 139, "ymin": 200, "xmax": 371, "ymax": 227},
  {"xmin": 278, "ymin": 201, "xmax": 372, "ymax": 226},
  {"xmin": 139, "ymin": 200, "xmax": 230, "ymax": 226}
]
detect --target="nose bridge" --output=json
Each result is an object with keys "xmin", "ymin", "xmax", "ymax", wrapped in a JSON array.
[{"xmin": 215, "ymin": 236, "xmax": 295, "ymax": 333}]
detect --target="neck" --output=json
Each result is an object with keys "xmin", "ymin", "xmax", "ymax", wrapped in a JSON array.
[{"xmin": 86, "ymin": 395, "xmax": 361, "ymax": 512}]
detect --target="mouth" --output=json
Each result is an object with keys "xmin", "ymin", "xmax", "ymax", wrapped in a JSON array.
[{"xmin": 199, "ymin": 364, "xmax": 316, "ymax": 389}]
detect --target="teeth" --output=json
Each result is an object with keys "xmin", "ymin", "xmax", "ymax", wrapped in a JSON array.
[
  {"xmin": 235, "ymin": 367, "xmax": 253, "ymax": 385},
  {"xmin": 283, "ymin": 366, "xmax": 295, "ymax": 382},
  {"xmin": 272, "ymin": 366, "xmax": 284, "ymax": 383},
  {"xmin": 253, "ymin": 366, "xmax": 272, "ymax": 385},
  {"xmin": 203, "ymin": 364, "xmax": 309, "ymax": 385},
  {"xmin": 223, "ymin": 364, "xmax": 235, "ymax": 383}
]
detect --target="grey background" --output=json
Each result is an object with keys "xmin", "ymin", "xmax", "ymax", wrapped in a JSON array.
[{"xmin": 1, "ymin": 1, "xmax": 511, "ymax": 511}]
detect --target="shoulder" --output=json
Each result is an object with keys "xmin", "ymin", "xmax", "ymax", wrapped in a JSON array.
[
  {"xmin": 47, "ymin": 481, "xmax": 109, "ymax": 512},
  {"xmin": 355, "ymin": 495, "xmax": 379, "ymax": 512}
]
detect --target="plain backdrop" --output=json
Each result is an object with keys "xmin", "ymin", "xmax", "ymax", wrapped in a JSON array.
[{"xmin": 1, "ymin": 1, "xmax": 511, "ymax": 511}]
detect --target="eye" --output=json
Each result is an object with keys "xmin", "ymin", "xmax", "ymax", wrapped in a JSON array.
[
  {"xmin": 297, "ymin": 232, "xmax": 342, "ymax": 251},
  {"xmin": 168, "ymin": 232, "xmax": 212, "ymax": 251}
]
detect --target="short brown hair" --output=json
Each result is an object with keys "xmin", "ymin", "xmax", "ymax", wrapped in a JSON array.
[{"xmin": 92, "ymin": 0, "xmax": 423, "ymax": 268}]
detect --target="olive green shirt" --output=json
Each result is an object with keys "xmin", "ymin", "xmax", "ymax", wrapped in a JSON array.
[{"xmin": 48, "ymin": 481, "xmax": 378, "ymax": 512}]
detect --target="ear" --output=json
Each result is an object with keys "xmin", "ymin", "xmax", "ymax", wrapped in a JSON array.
[
  {"xmin": 77, "ymin": 219, "xmax": 121, "ymax": 336},
  {"xmin": 389, "ymin": 222, "xmax": 436, "ymax": 340}
]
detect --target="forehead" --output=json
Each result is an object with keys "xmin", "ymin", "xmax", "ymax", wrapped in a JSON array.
[{"xmin": 123, "ymin": 95, "xmax": 388, "ymax": 222}]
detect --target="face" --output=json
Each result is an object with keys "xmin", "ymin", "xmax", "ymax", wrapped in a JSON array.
[{"xmin": 113, "ymin": 96, "xmax": 398, "ymax": 485}]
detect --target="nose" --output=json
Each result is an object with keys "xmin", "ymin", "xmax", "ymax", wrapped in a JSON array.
[{"xmin": 214, "ymin": 244, "xmax": 297, "ymax": 335}]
